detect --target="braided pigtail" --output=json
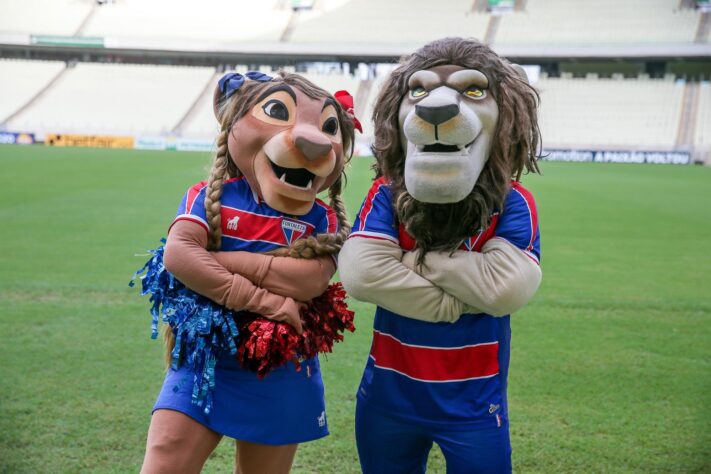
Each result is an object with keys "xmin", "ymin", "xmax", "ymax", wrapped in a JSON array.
[
  {"xmin": 204, "ymin": 127, "xmax": 232, "ymax": 251},
  {"xmin": 285, "ymin": 175, "xmax": 350, "ymax": 259},
  {"xmin": 326, "ymin": 176, "xmax": 351, "ymax": 250}
]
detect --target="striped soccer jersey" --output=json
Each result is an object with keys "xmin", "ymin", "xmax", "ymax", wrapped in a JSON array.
[
  {"xmin": 351, "ymin": 177, "xmax": 540, "ymax": 429},
  {"xmin": 171, "ymin": 177, "xmax": 337, "ymax": 252}
]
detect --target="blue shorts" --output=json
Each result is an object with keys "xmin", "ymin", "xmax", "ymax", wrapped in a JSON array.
[
  {"xmin": 153, "ymin": 353, "xmax": 328, "ymax": 445},
  {"xmin": 355, "ymin": 400, "xmax": 512, "ymax": 474}
]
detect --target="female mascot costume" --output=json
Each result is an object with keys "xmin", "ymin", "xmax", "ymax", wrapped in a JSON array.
[{"xmin": 136, "ymin": 71, "xmax": 357, "ymax": 474}]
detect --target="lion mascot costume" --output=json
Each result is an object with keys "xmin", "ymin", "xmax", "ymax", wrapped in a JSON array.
[{"xmin": 340, "ymin": 38, "xmax": 542, "ymax": 473}]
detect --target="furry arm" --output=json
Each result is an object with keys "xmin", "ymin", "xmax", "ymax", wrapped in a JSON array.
[
  {"xmin": 401, "ymin": 237, "xmax": 542, "ymax": 317},
  {"xmin": 164, "ymin": 220, "xmax": 303, "ymax": 333},
  {"xmin": 210, "ymin": 251, "xmax": 336, "ymax": 301},
  {"xmin": 339, "ymin": 236, "xmax": 465, "ymax": 323}
]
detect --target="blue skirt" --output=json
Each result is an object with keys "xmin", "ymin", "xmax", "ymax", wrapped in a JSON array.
[{"xmin": 153, "ymin": 353, "xmax": 329, "ymax": 445}]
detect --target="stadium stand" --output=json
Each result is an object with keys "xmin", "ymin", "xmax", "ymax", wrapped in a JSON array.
[
  {"xmin": 694, "ymin": 81, "xmax": 711, "ymax": 148},
  {"xmin": 81, "ymin": 0, "xmax": 291, "ymax": 42},
  {"xmin": 0, "ymin": 0, "xmax": 707, "ymax": 162},
  {"xmin": 6, "ymin": 63, "xmax": 215, "ymax": 135},
  {"xmin": 535, "ymin": 73, "xmax": 685, "ymax": 148},
  {"xmin": 359, "ymin": 74, "xmax": 388, "ymax": 139},
  {"xmin": 0, "ymin": 0, "xmax": 92, "ymax": 36},
  {"xmin": 495, "ymin": 0, "xmax": 702, "ymax": 46},
  {"xmin": 289, "ymin": 0, "xmax": 490, "ymax": 44},
  {"xmin": 0, "ymin": 59, "xmax": 65, "ymax": 123},
  {"xmin": 178, "ymin": 72, "xmax": 223, "ymax": 138}
]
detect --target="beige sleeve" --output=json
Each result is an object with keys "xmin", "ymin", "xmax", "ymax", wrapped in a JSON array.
[
  {"xmin": 211, "ymin": 251, "xmax": 336, "ymax": 301},
  {"xmin": 339, "ymin": 236, "xmax": 465, "ymax": 323},
  {"xmin": 401, "ymin": 237, "xmax": 542, "ymax": 317}
]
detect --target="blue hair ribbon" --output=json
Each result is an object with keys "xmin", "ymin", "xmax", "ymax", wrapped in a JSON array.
[{"xmin": 218, "ymin": 71, "xmax": 273, "ymax": 99}]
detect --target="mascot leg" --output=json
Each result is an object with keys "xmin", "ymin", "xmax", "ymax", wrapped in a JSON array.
[
  {"xmin": 235, "ymin": 440, "xmax": 298, "ymax": 474},
  {"xmin": 355, "ymin": 400, "xmax": 433, "ymax": 474},
  {"xmin": 141, "ymin": 409, "xmax": 222, "ymax": 473},
  {"xmin": 433, "ymin": 421, "xmax": 512, "ymax": 473}
]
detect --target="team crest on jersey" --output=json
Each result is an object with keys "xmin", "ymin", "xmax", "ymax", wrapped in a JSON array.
[
  {"xmin": 281, "ymin": 218, "xmax": 308, "ymax": 245},
  {"xmin": 226, "ymin": 216, "xmax": 240, "ymax": 231}
]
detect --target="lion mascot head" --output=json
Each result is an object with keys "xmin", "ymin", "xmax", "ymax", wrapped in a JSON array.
[{"xmin": 372, "ymin": 37, "xmax": 541, "ymax": 260}]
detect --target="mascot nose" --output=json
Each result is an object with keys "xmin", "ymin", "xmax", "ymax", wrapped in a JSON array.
[
  {"xmin": 295, "ymin": 136, "xmax": 332, "ymax": 161},
  {"xmin": 415, "ymin": 104, "xmax": 459, "ymax": 126}
]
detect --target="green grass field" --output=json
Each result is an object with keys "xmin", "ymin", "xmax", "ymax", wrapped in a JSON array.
[{"xmin": 1, "ymin": 144, "xmax": 710, "ymax": 473}]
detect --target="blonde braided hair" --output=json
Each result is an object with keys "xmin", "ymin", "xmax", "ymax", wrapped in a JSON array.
[{"xmin": 204, "ymin": 129, "xmax": 231, "ymax": 251}]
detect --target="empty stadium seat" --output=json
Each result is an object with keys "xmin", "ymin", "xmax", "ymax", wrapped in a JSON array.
[
  {"xmin": 82, "ymin": 0, "xmax": 291, "ymax": 42},
  {"xmin": 537, "ymin": 75, "xmax": 685, "ymax": 148},
  {"xmin": 0, "ymin": 0, "xmax": 92, "ymax": 36},
  {"xmin": 0, "ymin": 59, "xmax": 65, "ymax": 123},
  {"xmin": 289, "ymin": 0, "xmax": 490, "ymax": 44},
  {"xmin": 7, "ymin": 63, "xmax": 215, "ymax": 135},
  {"xmin": 694, "ymin": 81, "xmax": 711, "ymax": 148},
  {"xmin": 495, "ymin": 0, "xmax": 700, "ymax": 45}
]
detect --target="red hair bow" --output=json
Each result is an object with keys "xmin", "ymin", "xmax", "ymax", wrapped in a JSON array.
[{"xmin": 334, "ymin": 90, "xmax": 363, "ymax": 133}]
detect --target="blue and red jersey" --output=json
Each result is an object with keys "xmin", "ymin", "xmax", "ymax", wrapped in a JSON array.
[
  {"xmin": 171, "ymin": 177, "xmax": 338, "ymax": 253},
  {"xmin": 351, "ymin": 177, "xmax": 540, "ymax": 429}
]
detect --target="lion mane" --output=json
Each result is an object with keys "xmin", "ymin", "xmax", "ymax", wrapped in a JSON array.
[{"xmin": 372, "ymin": 37, "xmax": 542, "ymax": 257}]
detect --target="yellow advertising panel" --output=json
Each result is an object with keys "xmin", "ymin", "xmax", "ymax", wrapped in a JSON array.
[{"xmin": 45, "ymin": 134, "xmax": 134, "ymax": 149}]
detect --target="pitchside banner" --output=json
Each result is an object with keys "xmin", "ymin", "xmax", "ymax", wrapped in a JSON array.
[
  {"xmin": 134, "ymin": 136, "xmax": 214, "ymax": 152},
  {"xmin": 0, "ymin": 132, "xmax": 35, "ymax": 145},
  {"xmin": 542, "ymin": 149, "xmax": 691, "ymax": 165},
  {"xmin": 45, "ymin": 134, "xmax": 134, "ymax": 149}
]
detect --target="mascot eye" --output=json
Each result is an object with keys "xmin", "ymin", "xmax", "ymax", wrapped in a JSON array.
[
  {"xmin": 322, "ymin": 117, "xmax": 339, "ymax": 135},
  {"xmin": 410, "ymin": 87, "xmax": 428, "ymax": 99},
  {"xmin": 262, "ymin": 100, "xmax": 289, "ymax": 121},
  {"xmin": 464, "ymin": 88, "xmax": 485, "ymax": 98}
]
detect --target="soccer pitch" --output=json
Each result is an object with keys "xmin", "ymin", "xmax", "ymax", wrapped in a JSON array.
[{"xmin": 0, "ymin": 144, "xmax": 709, "ymax": 473}]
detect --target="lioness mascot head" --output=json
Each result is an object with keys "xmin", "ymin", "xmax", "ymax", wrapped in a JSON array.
[
  {"xmin": 209, "ymin": 71, "xmax": 356, "ymax": 257},
  {"xmin": 373, "ymin": 37, "xmax": 541, "ymax": 260}
]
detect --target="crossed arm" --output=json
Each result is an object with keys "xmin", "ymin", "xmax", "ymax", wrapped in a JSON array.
[
  {"xmin": 163, "ymin": 220, "xmax": 336, "ymax": 333},
  {"xmin": 339, "ymin": 236, "xmax": 541, "ymax": 323}
]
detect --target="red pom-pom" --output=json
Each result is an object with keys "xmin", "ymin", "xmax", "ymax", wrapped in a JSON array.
[{"xmin": 236, "ymin": 282, "xmax": 355, "ymax": 377}]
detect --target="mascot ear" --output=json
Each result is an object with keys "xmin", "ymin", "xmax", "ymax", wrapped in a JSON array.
[{"xmin": 511, "ymin": 64, "xmax": 530, "ymax": 84}]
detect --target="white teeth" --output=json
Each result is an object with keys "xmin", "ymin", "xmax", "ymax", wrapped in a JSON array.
[
  {"xmin": 306, "ymin": 179, "xmax": 312, "ymax": 190},
  {"xmin": 279, "ymin": 173, "xmax": 286, "ymax": 183},
  {"xmin": 457, "ymin": 144, "xmax": 465, "ymax": 151}
]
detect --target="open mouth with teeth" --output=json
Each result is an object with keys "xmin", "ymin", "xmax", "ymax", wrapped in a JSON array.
[
  {"xmin": 270, "ymin": 162, "xmax": 316, "ymax": 190},
  {"xmin": 419, "ymin": 140, "xmax": 475, "ymax": 153}
]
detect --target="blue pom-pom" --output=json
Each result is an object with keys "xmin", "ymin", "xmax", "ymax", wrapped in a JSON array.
[{"xmin": 131, "ymin": 241, "xmax": 242, "ymax": 414}]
